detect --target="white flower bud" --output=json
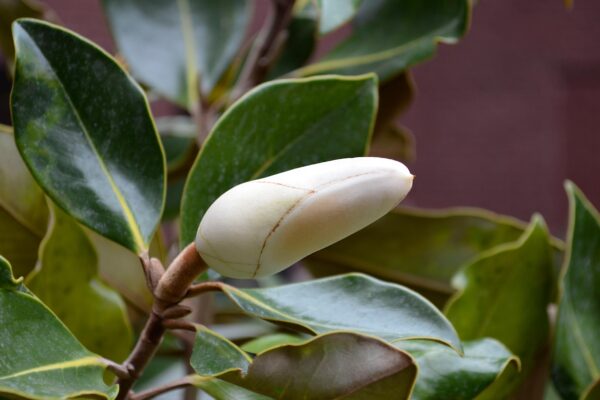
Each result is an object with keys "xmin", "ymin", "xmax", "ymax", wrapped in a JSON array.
[{"xmin": 195, "ymin": 157, "xmax": 413, "ymax": 279}]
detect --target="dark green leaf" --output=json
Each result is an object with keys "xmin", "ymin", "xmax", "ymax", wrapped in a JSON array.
[
  {"xmin": 219, "ymin": 273, "xmax": 461, "ymax": 350},
  {"xmin": 552, "ymin": 182, "xmax": 600, "ymax": 400},
  {"xmin": 296, "ymin": 0, "xmax": 470, "ymax": 81},
  {"xmin": 445, "ymin": 216, "xmax": 554, "ymax": 398},
  {"xmin": 306, "ymin": 207, "xmax": 538, "ymax": 304},
  {"xmin": 180, "ymin": 74, "xmax": 378, "ymax": 245},
  {"xmin": 102, "ymin": 0, "xmax": 251, "ymax": 108},
  {"xmin": 190, "ymin": 329, "xmax": 417, "ymax": 400},
  {"xmin": 0, "ymin": 125, "xmax": 48, "ymax": 277},
  {"xmin": 0, "ymin": 256, "xmax": 118, "ymax": 399},
  {"xmin": 11, "ymin": 19, "xmax": 165, "ymax": 254},
  {"xmin": 396, "ymin": 338, "xmax": 520, "ymax": 400},
  {"xmin": 268, "ymin": 2, "xmax": 319, "ymax": 79},
  {"xmin": 27, "ymin": 204, "xmax": 133, "ymax": 362},
  {"xmin": 241, "ymin": 333, "xmax": 307, "ymax": 354}
]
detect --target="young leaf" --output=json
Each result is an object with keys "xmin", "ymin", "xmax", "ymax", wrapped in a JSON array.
[
  {"xmin": 552, "ymin": 182, "xmax": 600, "ymax": 400},
  {"xmin": 395, "ymin": 338, "xmax": 520, "ymax": 400},
  {"xmin": 190, "ymin": 328, "xmax": 417, "ymax": 400},
  {"xmin": 27, "ymin": 203, "xmax": 133, "ymax": 362},
  {"xmin": 11, "ymin": 19, "xmax": 165, "ymax": 254},
  {"xmin": 296, "ymin": 0, "xmax": 470, "ymax": 81},
  {"xmin": 219, "ymin": 273, "xmax": 461, "ymax": 351},
  {"xmin": 445, "ymin": 216, "xmax": 554, "ymax": 398},
  {"xmin": 180, "ymin": 74, "xmax": 378, "ymax": 245},
  {"xmin": 0, "ymin": 256, "xmax": 118, "ymax": 399},
  {"xmin": 0, "ymin": 125, "xmax": 47, "ymax": 276},
  {"xmin": 102, "ymin": 0, "xmax": 251, "ymax": 108}
]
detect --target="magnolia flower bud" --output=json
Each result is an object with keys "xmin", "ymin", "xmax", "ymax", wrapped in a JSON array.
[{"xmin": 195, "ymin": 157, "xmax": 413, "ymax": 279}]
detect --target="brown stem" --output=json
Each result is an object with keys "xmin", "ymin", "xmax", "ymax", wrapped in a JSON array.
[
  {"xmin": 115, "ymin": 245, "xmax": 207, "ymax": 399},
  {"xmin": 236, "ymin": 0, "xmax": 295, "ymax": 94},
  {"xmin": 130, "ymin": 376, "xmax": 194, "ymax": 400},
  {"xmin": 154, "ymin": 243, "xmax": 207, "ymax": 307}
]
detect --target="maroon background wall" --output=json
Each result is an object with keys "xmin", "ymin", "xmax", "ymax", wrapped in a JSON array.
[{"xmin": 5, "ymin": 0, "xmax": 600, "ymax": 236}]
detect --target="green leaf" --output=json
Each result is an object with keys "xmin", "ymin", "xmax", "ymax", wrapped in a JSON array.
[
  {"xmin": 193, "ymin": 378, "xmax": 272, "ymax": 400},
  {"xmin": 0, "ymin": 125, "xmax": 48, "ymax": 277},
  {"xmin": 395, "ymin": 338, "xmax": 520, "ymax": 400},
  {"xmin": 552, "ymin": 182, "xmax": 600, "ymax": 400},
  {"xmin": 0, "ymin": 256, "xmax": 118, "ymax": 399},
  {"xmin": 11, "ymin": 19, "xmax": 165, "ymax": 254},
  {"xmin": 296, "ymin": 0, "xmax": 470, "ymax": 81},
  {"xmin": 241, "ymin": 333, "xmax": 307, "ymax": 354},
  {"xmin": 316, "ymin": 0, "xmax": 363, "ymax": 34},
  {"xmin": 27, "ymin": 203, "xmax": 133, "ymax": 362},
  {"xmin": 191, "ymin": 325, "xmax": 252, "ymax": 376},
  {"xmin": 268, "ymin": 2, "xmax": 319, "ymax": 79},
  {"xmin": 445, "ymin": 216, "xmax": 554, "ymax": 398},
  {"xmin": 0, "ymin": 0, "xmax": 44, "ymax": 62},
  {"xmin": 180, "ymin": 74, "xmax": 378, "ymax": 245},
  {"xmin": 306, "ymin": 207, "xmax": 537, "ymax": 304},
  {"xmin": 102, "ymin": 0, "xmax": 251, "ymax": 108},
  {"xmin": 190, "ymin": 328, "xmax": 417, "ymax": 400},
  {"xmin": 219, "ymin": 273, "xmax": 461, "ymax": 350}
]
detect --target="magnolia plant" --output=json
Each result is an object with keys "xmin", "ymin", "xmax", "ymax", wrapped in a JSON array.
[{"xmin": 0, "ymin": 1, "xmax": 598, "ymax": 400}]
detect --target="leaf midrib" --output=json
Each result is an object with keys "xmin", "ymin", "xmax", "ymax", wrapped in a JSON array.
[{"xmin": 0, "ymin": 356, "xmax": 102, "ymax": 380}]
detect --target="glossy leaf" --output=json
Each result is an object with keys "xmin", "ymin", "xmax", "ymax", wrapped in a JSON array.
[
  {"xmin": 296, "ymin": 0, "xmax": 470, "ymax": 81},
  {"xmin": 552, "ymin": 182, "xmax": 600, "ymax": 400},
  {"xmin": 180, "ymin": 74, "xmax": 378, "ymax": 245},
  {"xmin": 219, "ymin": 273, "xmax": 461, "ymax": 350},
  {"xmin": 0, "ymin": 0, "xmax": 44, "ymax": 62},
  {"xmin": 190, "ymin": 328, "xmax": 417, "ymax": 400},
  {"xmin": 194, "ymin": 377, "xmax": 272, "ymax": 400},
  {"xmin": 306, "ymin": 207, "xmax": 534, "ymax": 301},
  {"xmin": 11, "ymin": 19, "xmax": 165, "ymax": 254},
  {"xmin": 316, "ymin": 0, "xmax": 363, "ymax": 34},
  {"xmin": 102, "ymin": 0, "xmax": 251, "ymax": 108},
  {"xmin": 396, "ymin": 338, "xmax": 520, "ymax": 400},
  {"xmin": 0, "ymin": 256, "xmax": 118, "ymax": 399},
  {"xmin": 241, "ymin": 333, "xmax": 306, "ymax": 354},
  {"xmin": 445, "ymin": 216, "xmax": 554, "ymax": 398},
  {"xmin": 0, "ymin": 125, "xmax": 47, "ymax": 277},
  {"xmin": 268, "ymin": 1, "xmax": 318, "ymax": 79},
  {"xmin": 27, "ymin": 204, "xmax": 133, "ymax": 361}
]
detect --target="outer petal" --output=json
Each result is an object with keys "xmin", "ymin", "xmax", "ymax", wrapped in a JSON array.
[{"xmin": 196, "ymin": 157, "xmax": 413, "ymax": 278}]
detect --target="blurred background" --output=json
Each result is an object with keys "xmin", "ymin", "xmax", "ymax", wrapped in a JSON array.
[{"xmin": 1, "ymin": 0, "xmax": 598, "ymax": 236}]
